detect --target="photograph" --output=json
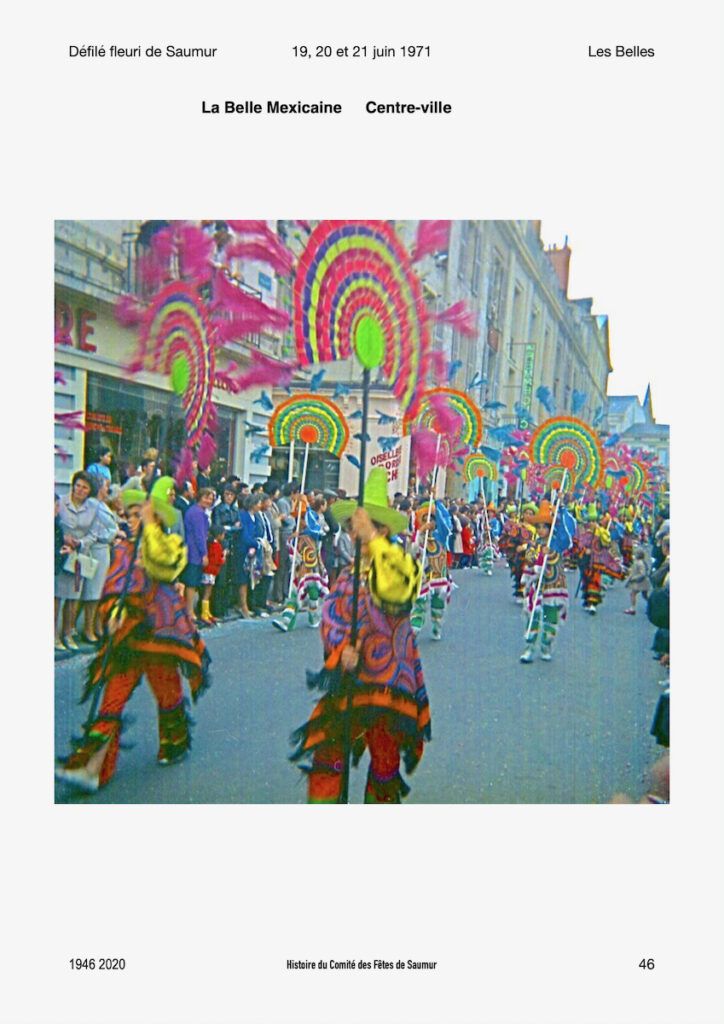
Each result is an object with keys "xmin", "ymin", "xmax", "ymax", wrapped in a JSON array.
[{"xmin": 54, "ymin": 218, "xmax": 670, "ymax": 805}]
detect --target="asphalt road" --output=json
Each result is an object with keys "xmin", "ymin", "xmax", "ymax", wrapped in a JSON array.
[{"xmin": 54, "ymin": 562, "xmax": 667, "ymax": 804}]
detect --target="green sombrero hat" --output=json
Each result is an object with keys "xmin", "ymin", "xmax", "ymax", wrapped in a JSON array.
[
  {"xmin": 331, "ymin": 467, "xmax": 408, "ymax": 535},
  {"xmin": 121, "ymin": 476, "xmax": 178, "ymax": 527}
]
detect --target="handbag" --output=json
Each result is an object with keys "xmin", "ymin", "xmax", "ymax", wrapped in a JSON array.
[{"xmin": 63, "ymin": 551, "xmax": 100, "ymax": 580}]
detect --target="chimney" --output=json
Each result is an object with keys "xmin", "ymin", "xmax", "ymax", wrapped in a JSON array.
[{"xmin": 546, "ymin": 243, "xmax": 572, "ymax": 295}]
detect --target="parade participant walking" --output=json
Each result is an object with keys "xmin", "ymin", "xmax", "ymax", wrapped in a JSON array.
[
  {"xmin": 272, "ymin": 495, "xmax": 329, "ymax": 631},
  {"xmin": 477, "ymin": 501, "xmax": 497, "ymax": 575},
  {"xmin": 519, "ymin": 499, "xmax": 575, "ymax": 663},
  {"xmin": 55, "ymin": 480, "xmax": 210, "ymax": 792},
  {"xmin": 500, "ymin": 502, "xmax": 538, "ymax": 603},
  {"xmin": 290, "ymin": 469, "xmax": 430, "ymax": 803},
  {"xmin": 409, "ymin": 496, "xmax": 452, "ymax": 640},
  {"xmin": 573, "ymin": 503, "xmax": 625, "ymax": 613}
]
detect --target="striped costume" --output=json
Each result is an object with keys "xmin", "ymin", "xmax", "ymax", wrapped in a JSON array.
[
  {"xmin": 59, "ymin": 524, "xmax": 210, "ymax": 787},
  {"xmin": 274, "ymin": 508, "xmax": 329, "ymax": 631},
  {"xmin": 291, "ymin": 536, "xmax": 430, "ymax": 803}
]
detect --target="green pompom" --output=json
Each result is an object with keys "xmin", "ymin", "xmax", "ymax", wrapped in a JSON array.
[
  {"xmin": 170, "ymin": 355, "xmax": 190, "ymax": 396},
  {"xmin": 354, "ymin": 315, "xmax": 385, "ymax": 370}
]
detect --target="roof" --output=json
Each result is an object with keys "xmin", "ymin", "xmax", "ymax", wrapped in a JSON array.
[
  {"xmin": 607, "ymin": 395, "xmax": 640, "ymax": 409},
  {"xmin": 622, "ymin": 422, "xmax": 669, "ymax": 438}
]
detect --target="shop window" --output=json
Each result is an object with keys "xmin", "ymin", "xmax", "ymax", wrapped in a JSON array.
[{"xmin": 85, "ymin": 373, "xmax": 235, "ymax": 484}]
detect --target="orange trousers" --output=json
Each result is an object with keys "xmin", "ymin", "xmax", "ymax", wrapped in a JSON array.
[
  {"xmin": 308, "ymin": 719, "xmax": 409, "ymax": 803},
  {"xmin": 68, "ymin": 660, "xmax": 188, "ymax": 786}
]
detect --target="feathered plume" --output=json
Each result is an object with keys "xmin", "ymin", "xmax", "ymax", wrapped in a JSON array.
[
  {"xmin": 211, "ymin": 272, "xmax": 291, "ymax": 340},
  {"xmin": 226, "ymin": 220, "xmax": 269, "ymax": 235},
  {"xmin": 432, "ymin": 301, "xmax": 478, "ymax": 338},
  {"xmin": 174, "ymin": 447, "xmax": 195, "ymax": 489},
  {"xmin": 198, "ymin": 432, "xmax": 217, "ymax": 470},
  {"xmin": 225, "ymin": 224, "xmax": 295, "ymax": 277},
  {"xmin": 411, "ymin": 220, "xmax": 451, "ymax": 262},
  {"xmin": 213, "ymin": 362, "xmax": 241, "ymax": 394},
  {"xmin": 411, "ymin": 427, "xmax": 441, "ymax": 478},
  {"xmin": 136, "ymin": 250, "xmax": 166, "ymax": 292},
  {"xmin": 149, "ymin": 223, "xmax": 213, "ymax": 284},
  {"xmin": 234, "ymin": 350, "xmax": 296, "ymax": 391},
  {"xmin": 429, "ymin": 392, "xmax": 463, "ymax": 438},
  {"xmin": 115, "ymin": 293, "xmax": 146, "ymax": 327},
  {"xmin": 429, "ymin": 350, "xmax": 448, "ymax": 385},
  {"xmin": 55, "ymin": 411, "xmax": 86, "ymax": 431}
]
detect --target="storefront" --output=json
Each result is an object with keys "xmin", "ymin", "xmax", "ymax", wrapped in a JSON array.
[{"xmin": 85, "ymin": 374, "xmax": 236, "ymax": 483}]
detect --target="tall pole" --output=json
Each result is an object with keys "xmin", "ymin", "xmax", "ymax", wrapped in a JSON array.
[
  {"xmin": 524, "ymin": 469, "xmax": 568, "ymax": 641},
  {"xmin": 480, "ymin": 480, "xmax": 494, "ymax": 553},
  {"xmin": 287, "ymin": 442, "xmax": 310, "ymax": 601},
  {"xmin": 287, "ymin": 437, "xmax": 296, "ymax": 484},
  {"xmin": 416, "ymin": 432, "xmax": 442, "ymax": 597},
  {"xmin": 340, "ymin": 367, "xmax": 371, "ymax": 804}
]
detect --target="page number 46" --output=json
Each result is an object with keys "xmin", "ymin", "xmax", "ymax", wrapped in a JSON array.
[{"xmin": 638, "ymin": 958, "xmax": 655, "ymax": 970}]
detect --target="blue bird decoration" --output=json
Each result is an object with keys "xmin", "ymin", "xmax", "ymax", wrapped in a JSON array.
[
  {"xmin": 571, "ymin": 389, "xmax": 588, "ymax": 415},
  {"xmin": 250, "ymin": 444, "xmax": 270, "ymax": 463},
  {"xmin": 244, "ymin": 421, "xmax": 266, "ymax": 436},
  {"xmin": 378, "ymin": 436, "xmax": 400, "ymax": 453},
  {"xmin": 353, "ymin": 432, "xmax": 372, "ymax": 443},
  {"xmin": 309, "ymin": 369, "xmax": 326, "ymax": 391},
  {"xmin": 535, "ymin": 386, "xmax": 556, "ymax": 415},
  {"xmin": 346, "ymin": 453, "xmax": 361, "ymax": 469},
  {"xmin": 447, "ymin": 359, "xmax": 463, "ymax": 382},
  {"xmin": 348, "ymin": 410, "xmax": 363, "ymax": 420},
  {"xmin": 252, "ymin": 390, "xmax": 274, "ymax": 411},
  {"xmin": 333, "ymin": 383, "xmax": 351, "ymax": 397},
  {"xmin": 375, "ymin": 410, "xmax": 397, "ymax": 425},
  {"xmin": 483, "ymin": 400, "xmax": 506, "ymax": 411},
  {"xmin": 603, "ymin": 433, "xmax": 620, "ymax": 448}
]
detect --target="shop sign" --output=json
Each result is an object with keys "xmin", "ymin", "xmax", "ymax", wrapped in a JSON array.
[
  {"xmin": 86, "ymin": 411, "xmax": 122, "ymax": 435},
  {"xmin": 518, "ymin": 342, "xmax": 536, "ymax": 427},
  {"xmin": 370, "ymin": 442, "xmax": 402, "ymax": 483},
  {"xmin": 258, "ymin": 271, "xmax": 272, "ymax": 291},
  {"xmin": 54, "ymin": 301, "xmax": 97, "ymax": 352}
]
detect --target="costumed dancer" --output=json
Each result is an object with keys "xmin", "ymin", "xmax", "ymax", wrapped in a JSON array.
[
  {"xmin": 573, "ymin": 503, "xmax": 625, "ymax": 613},
  {"xmin": 500, "ymin": 501, "xmax": 538, "ymax": 603},
  {"xmin": 290, "ymin": 469, "xmax": 430, "ymax": 803},
  {"xmin": 477, "ymin": 500, "xmax": 497, "ymax": 575},
  {"xmin": 519, "ymin": 499, "xmax": 576, "ymax": 663},
  {"xmin": 55, "ymin": 479, "xmax": 210, "ymax": 793},
  {"xmin": 409, "ymin": 496, "xmax": 452, "ymax": 640},
  {"xmin": 273, "ymin": 494, "xmax": 329, "ymax": 632}
]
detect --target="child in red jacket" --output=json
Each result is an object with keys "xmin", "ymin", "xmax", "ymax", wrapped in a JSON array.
[
  {"xmin": 200, "ymin": 526, "xmax": 226, "ymax": 624},
  {"xmin": 460, "ymin": 516, "xmax": 476, "ymax": 569}
]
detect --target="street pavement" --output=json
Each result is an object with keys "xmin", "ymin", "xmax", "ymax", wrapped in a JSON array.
[{"xmin": 54, "ymin": 562, "xmax": 667, "ymax": 804}]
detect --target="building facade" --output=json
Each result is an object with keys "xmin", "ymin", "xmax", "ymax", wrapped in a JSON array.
[{"xmin": 55, "ymin": 220, "xmax": 615, "ymax": 499}]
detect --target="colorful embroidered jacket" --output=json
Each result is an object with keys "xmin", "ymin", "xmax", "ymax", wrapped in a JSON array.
[
  {"xmin": 521, "ymin": 543, "xmax": 569, "ymax": 617},
  {"xmin": 83, "ymin": 526, "xmax": 209, "ymax": 703},
  {"xmin": 291, "ymin": 536, "xmax": 429, "ymax": 773}
]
